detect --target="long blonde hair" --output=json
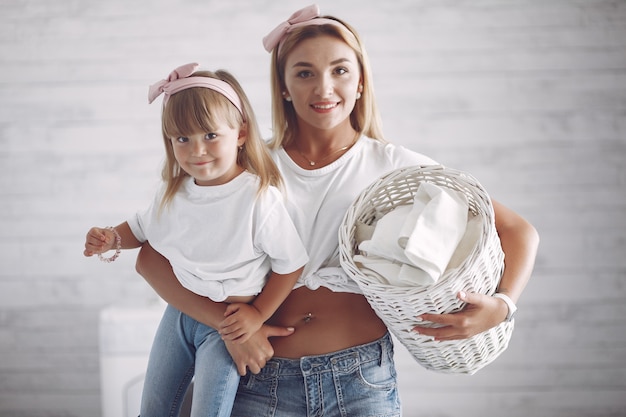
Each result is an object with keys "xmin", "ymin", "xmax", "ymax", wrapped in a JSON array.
[
  {"xmin": 159, "ymin": 69, "xmax": 281, "ymax": 210},
  {"xmin": 267, "ymin": 16, "xmax": 386, "ymax": 149}
]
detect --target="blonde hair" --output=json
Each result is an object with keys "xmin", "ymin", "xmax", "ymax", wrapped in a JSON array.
[
  {"xmin": 159, "ymin": 69, "xmax": 281, "ymax": 210},
  {"xmin": 267, "ymin": 16, "xmax": 386, "ymax": 150}
]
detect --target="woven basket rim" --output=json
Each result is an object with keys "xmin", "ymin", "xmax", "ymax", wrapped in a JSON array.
[{"xmin": 339, "ymin": 165, "xmax": 496, "ymax": 297}]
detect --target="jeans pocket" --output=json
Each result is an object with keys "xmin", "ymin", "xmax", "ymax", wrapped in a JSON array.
[
  {"xmin": 331, "ymin": 349, "xmax": 397, "ymax": 391},
  {"xmin": 335, "ymin": 359, "xmax": 400, "ymax": 417},
  {"xmin": 357, "ymin": 358, "xmax": 397, "ymax": 390},
  {"xmin": 233, "ymin": 369, "xmax": 279, "ymax": 417}
]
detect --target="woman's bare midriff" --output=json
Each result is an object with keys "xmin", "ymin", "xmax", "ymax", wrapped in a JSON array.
[{"xmin": 266, "ymin": 286, "xmax": 388, "ymax": 358}]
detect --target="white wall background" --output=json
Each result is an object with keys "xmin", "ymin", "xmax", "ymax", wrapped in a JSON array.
[{"xmin": 1, "ymin": 0, "xmax": 625, "ymax": 416}]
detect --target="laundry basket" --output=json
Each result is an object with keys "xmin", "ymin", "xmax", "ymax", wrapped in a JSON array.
[{"xmin": 338, "ymin": 165, "xmax": 513, "ymax": 374}]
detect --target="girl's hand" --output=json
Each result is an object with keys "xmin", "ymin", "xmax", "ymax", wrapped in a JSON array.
[
  {"xmin": 224, "ymin": 324, "xmax": 295, "ymax": 375},
  {"xmin": 83, "ymin": 227, "xmax": 116, "ymax": 257},
  {"xmin": 219, "ymin": 303, "xmax": 264, "ymax": 343},
  {"xmin": 413, "ymin": 291, "xmax": 508, "ymax": 341}
]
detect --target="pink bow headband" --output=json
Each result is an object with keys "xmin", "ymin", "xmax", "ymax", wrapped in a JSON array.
[
  {"xmin": 262, "ymin": 4, "xmax": 351, "ymax": 54},
  {"xmin": 148, "ymin": 63, "xmax": 243, "ymax": 116}
]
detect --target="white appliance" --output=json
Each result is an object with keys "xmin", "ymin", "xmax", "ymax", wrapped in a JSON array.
[{"xmin": 99, "ymin": 301, "xmax": 166, "ymax": 417}]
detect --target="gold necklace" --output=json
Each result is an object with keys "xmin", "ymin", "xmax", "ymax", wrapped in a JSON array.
[{"xmin": 296, "ymin": 136, "xmax": 358, "ymax": 167}]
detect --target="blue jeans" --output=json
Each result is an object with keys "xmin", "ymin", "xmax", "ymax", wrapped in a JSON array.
[
  {"xmin": 140, "ymin": 305, "xmax": 239, "ymax": 417},
  {"xmin": 231, "ymin": 332, "xmax": 401, "ymax": 417}
]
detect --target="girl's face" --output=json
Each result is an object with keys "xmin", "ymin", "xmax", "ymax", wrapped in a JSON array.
[
  {"xmin": 283, "ymin": 35, "xmax": 361, "ymax": 134},
  {"xmin": 170, "ymin": 121, "xmax": 245, "ymax": 186}
]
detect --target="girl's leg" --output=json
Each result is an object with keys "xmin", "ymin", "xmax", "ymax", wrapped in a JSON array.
[
  {"xmin": 140, "ymin": 305, "xmax": 195, "ymax": 417},
  {"xmin": 189, "ymin": 323, "xmax": 240, "ymax": 417}
]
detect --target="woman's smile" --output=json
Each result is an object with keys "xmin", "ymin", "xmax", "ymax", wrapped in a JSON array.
[{"xmin": 311, "ymin": 101, "xmax": 340, "ymax": 112}]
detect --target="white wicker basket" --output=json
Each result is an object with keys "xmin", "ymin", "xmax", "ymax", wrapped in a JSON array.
[{"xmin": 338, "ymin": 165, "xmax": 513, "ymax": 374}]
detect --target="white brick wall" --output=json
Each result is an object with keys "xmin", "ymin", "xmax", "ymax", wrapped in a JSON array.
[{"xmin": 0, "ymin": 0, "xmax": 624, "ymax": 416}]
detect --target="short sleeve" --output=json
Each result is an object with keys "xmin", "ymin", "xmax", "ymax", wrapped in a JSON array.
[{"xmin": 254, "ymin": 187, "xmax": 309, "ymax": 275}]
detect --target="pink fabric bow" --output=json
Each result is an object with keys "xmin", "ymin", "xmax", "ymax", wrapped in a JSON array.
[
  {"xmin": 147, "ymin": 63, "xmax": 244, "ymax": 115},
  {"xmin": 262, "ymin": 4, "xmax": 321, "ymax": 52},
  {"xmin": 148, "ymin": 63, "xmax": 199, "ymax": 104}
]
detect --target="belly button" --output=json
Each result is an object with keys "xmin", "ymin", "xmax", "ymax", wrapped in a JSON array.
[{"xmin": 303, "ymin": 312, "xmax": 314, "ymax": 323}]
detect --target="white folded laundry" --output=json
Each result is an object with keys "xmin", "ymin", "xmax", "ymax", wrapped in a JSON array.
[
  {"xmin": 358, "ymin": 205, "xmax": 413, "ymax": 265},
  {"xmin": 354, "ymin": 221, "xmax": 376, "ymax": 246},
  {"xmin": 400, "ymin": 182, "xmax": 469, "ymax": 281},
  {"xmin": 356, "ymin": 182, "xmax": 470, "ymax": 287},
  {"xmin": 353, "ymin": 254, "xmax": 396, "ymax": 285},
  {"xmin": 446, "ymin": 213, "xmax": 482, "ymax": 272},
  {"xmin": 398, "ymin": 263, "xmax": 437, "ymax": 286},
  {"xmin": 354, "ymin": 254, "xmax": 434, "ymax": 286}
]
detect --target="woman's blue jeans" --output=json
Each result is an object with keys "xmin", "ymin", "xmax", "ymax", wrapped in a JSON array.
[
  {"xmin": 139, "ymin": 304, "xmax": 239, "ymax": 417},
  {"xmin": 230, "ymin": 332, "xmax": 401, "ymax": 417}
]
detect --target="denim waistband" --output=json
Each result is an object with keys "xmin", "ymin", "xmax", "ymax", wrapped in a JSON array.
[{"xmin": 257, "ymin": 332, "xmax": 393, "ymax": 378}]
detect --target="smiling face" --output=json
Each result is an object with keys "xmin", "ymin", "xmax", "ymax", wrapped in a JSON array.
[
  {"xmin": 170, "ymin": 123, "xmax": 245, "ymax": 186},
  {"xmin": 162, "ymin": 84, "xmax": 248, "ymax": 187},
  {"xmin": 283, "ymin": 35, "xmax": 362, "ymax": 135}
]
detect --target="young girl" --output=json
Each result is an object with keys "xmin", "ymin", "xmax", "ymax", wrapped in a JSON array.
[{"xmin": 83, "ymin": 63, "xmax": 308, "ymax": 417}]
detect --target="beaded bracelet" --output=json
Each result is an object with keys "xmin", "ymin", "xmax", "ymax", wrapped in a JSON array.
[{"xmin": 98, "ymin": 226, "xmax": 122, "ymax": 263}]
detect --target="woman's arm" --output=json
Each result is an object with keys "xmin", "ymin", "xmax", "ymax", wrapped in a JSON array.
[
  {"xmin": 415, "ymin": 199, "xmax": 539, "ymax": 340},
  {"xmin": 135, "ymin": 242, "xmax": 227, "ymax": 328},
  {"xmin": 135, "ymin": 242, "xmax": 294, "ymax": 374},
  {"xmin": 490, "ymin": 200, "xmax": 540, "ymax": 303}
]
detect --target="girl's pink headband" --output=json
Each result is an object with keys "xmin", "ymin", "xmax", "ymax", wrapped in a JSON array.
[
  {"xmin": 148, "ymin": 63, "xmax": 244, "ymax": 116},
  {"xmin": 262, "ymin": 4, "xmax": 353, "ymax": 54}
]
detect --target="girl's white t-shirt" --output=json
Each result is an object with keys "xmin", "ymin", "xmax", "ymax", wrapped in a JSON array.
[
  {"xmin": 127, "ymin": 171, "xmax": 308, "ymax": 302},
  {"xmin": 271, "ymin": 136, "xmax": 437, "ymax": 294}
]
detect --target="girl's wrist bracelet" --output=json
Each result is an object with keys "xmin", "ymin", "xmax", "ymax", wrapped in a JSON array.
[{"xmin": 98, "ymin": 227, "xmax": 122, "ymax": 263}]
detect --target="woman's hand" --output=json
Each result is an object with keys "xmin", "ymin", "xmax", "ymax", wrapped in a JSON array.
[
  {"xmin": 413, "ymin": 291, "xmax": 508, "ymax": 341},
  {"xmin": 224, "ymin": 324, "xmax": 295, "ymax": 375},
  {"xmin": 415, "ymin": 200, "xmax": 539, "ymax": 342}
]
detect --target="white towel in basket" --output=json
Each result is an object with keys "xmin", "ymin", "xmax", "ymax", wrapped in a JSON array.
[
  {"xmin": 353, "ymin": 254, "xmax": 433, "ymax": 286},
  {"xmin": 356, "ymin": 182, "xmax": 469, "ymax": 286},
  {"xmin": 400, "ymin": 182, "xmax": 469, "ymax": 279}
]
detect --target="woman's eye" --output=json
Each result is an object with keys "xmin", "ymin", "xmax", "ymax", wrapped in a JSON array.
[
  {"xmin": 335, "ymin": 67, "xmax": 348, "ymax": 75},
  {"xmin": 204, "ymin": 133, "xmax": 218, "ymax": 140},
  {"xmin": 296, "ymin": 70, "xmax": 313, "ymax": 79}
]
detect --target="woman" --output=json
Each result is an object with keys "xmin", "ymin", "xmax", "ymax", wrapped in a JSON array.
[{"xmin": 136, "ymin": 5, "xmax": 539, "ymax": 416}]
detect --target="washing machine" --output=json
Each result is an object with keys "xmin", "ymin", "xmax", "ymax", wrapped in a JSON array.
[{"xmin": 99, "ymin": 301, "xmax": 166, "ymax": 417}]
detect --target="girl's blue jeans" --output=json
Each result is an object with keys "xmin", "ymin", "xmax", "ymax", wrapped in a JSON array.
[
  {"xmin": 139, "ymin": 304, "xmax": 239, "ymax": 417},
  {"xmin": 230, "ymin": 331, "xmax": 401, "ymax": 417}
]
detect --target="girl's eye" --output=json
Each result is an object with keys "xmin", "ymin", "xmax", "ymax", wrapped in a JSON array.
[
  {"xmin": 175, "ymin": 137, "xmax": 188, "ymax": 143},
  {"xmin": 204, "ymin": 133, "xmax": 218, "ymax": 140}
]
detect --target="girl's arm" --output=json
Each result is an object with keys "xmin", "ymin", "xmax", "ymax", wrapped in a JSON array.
[
  {"xmin": 219, "ymin": 267, "xmax": 304, "ymax": 343},
  {"xmin": 135, "ymin": 242, "xmax": 294, "ymax": 374},
  {"xmin": 415, "ymin": 199, "xmax": 539, "ymax": 340},
  {"xmin": 84, "ymin": 222, "xmax": 142, "ymax": 257}
]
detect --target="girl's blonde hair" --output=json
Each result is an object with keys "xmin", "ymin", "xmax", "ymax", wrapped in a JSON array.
[
  {"xmin": 159, "ymin": 69, "xmax": 281, "ymax": 210},
  {"xmin": 267, "ymin": 16, "xmax": 386, "ymax": 150}
]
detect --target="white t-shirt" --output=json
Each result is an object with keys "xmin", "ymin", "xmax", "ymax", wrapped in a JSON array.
[
  {"xmin": 127, "ymin": 171, "xmax": 309, "ymax": 302},
  {"xmin": 271, "ymin": 136, "xmax": 437, "ymax": 294}
]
